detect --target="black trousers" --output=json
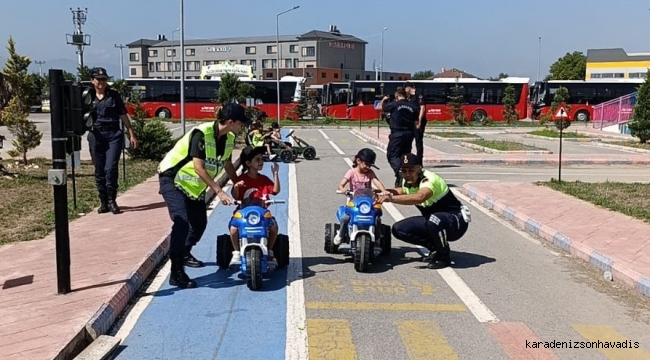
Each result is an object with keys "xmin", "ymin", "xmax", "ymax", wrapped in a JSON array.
[
  {"xmin": 88, "ymin": 129, "xmax": 123, "ymax": 195},
  {"xmin": 387, "ymin": 130, "xmax": 415, "ymax": 183},
  {"xmin": 159, "ymin": 176, "xmax": 208, "ymax": 262},
  {"xmin": 392, "ymin": 211, "xmax": 468, "ymax": 260},
  {"xmin": 414, "ymin": 121, "xmax": 427, "ymax": 164}
]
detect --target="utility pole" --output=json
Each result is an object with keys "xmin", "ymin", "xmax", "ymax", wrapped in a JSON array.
[
  {"xmin": 66, "ymin": 7, "xmax": 91, "ymax": 71},
  {"xmin": 114, "ymin": 44, "xmax": 126, "ymax": 79},
  {"xmin": 34, "ymin": 60, "xmax": 46, "ymax": 77}
]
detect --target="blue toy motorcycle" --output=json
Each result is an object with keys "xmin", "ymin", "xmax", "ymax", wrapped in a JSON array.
[
  {"xmin": 216, "ymin": 197, "xmax": 289, "ymax": 291},
  {"xmin": 324, "ymin": 188, "xmax": 391, "ymax": 272}
]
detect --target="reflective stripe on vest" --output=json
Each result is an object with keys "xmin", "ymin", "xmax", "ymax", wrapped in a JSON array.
[{"xmin": 401, "ymin": 170, "xmax": 449, "ymax": 208}]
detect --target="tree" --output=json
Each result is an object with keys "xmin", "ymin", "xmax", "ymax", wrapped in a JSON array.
[
  {"xmin": 412, "ymin": 70, "xmax": 434, "ymax": 80},
  {"xmin": 548, "ymin": 51, "xmax": 586, "ymax": 80},
  {"xmin": 502, "ymin": 84, "xmax": 519, "ymax": 124},
  {"xmin": 627, "ymin": 69, "xmax": 650, "ymax": 143},
  {"xmin": 2, "ymin": 36, "xmax": 32, "ymax": 109},
  {"xmin": 77, "ymin": 65, "xmax": 92, "ymax": 82},
  {"xmin": 549, "ymin": 86, "xmax": 571, "ymax": 131},
  {"xmin": 488, "ymin": 73, "xmax": 509, "ymax": 80},
  {"xmin": 126, "ymin": 91, "xmax": 175, "ymax": 160},
  {"xmin": 447, "ymin": 77, "xmax": 467, "ymax": 125},
  {"xmin": 215, "ymin": 73, "xmax": 254, "ymax": 106}
]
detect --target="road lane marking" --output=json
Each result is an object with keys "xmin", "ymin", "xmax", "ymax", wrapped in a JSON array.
[
  {"xmin": 571, "ymin": 324, "xmax": 650, "ymax": 360},
  {"xmin": 314, "ymin": 278, "xmax": 435, "ymax": 296},
  {"xmin": 318, "ymin": 129, "xmax": 345, "ymax": 154},
  {"xmin": 349, "ymin": 130, "xmax": 368, "ymax": 142},
  {"xmin": 487, "ymin": 322, "xmax": 561, "ymax": 360},
  {"xmin": 397, "ymin": 321, "xmax": 459, "ymax": 360},
  {"xmin": 340, "ymin": 156, "xmax": 499, "ymax": 323},
  {"xmin": 318, "ymin": 129, "xmax": 330, "ymax": 140},
  {"xmin": 306, "ymin": 302, "xmax": 466, "ymax": 312},
  {"xmin": 306, "ymin": 319, "xmax": 357, "ymax": 360},
  {"xmin": 286, "ymin": 163, "xmax": 309, "ymax": 360}
]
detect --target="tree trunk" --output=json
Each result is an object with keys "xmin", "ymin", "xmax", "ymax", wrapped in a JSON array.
[{"xmin": 22, "ymin": 149, "xmax": 27, "ymax": 165}]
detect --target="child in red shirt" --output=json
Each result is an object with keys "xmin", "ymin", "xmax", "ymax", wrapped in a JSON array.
[{"xmin": 229, "ymin": 146, "xmax": 281, "ymax": 267}]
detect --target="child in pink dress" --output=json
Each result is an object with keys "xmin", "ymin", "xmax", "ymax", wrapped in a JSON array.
[{"xmin": 334, "ymin": 148, "xmax": 387, "ymax": 245}]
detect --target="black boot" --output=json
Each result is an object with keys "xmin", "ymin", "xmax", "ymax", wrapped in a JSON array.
[
  {"xmin": 98, "ymin": 193, "xmax": 110, "ymax": 214},
  {"xmin": 108, "ymin": 190, "xmax": 121, "ymax": 214},
  {"xmin": 184, "ymin": 245, "xmax": 204, "ymax": 268},
  {"xmin": 169, "ymin": 261, "xmax": 197, "ymax": 289}
]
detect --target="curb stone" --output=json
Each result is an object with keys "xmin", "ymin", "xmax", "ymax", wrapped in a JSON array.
[
  {"xmin": 589, "ymin": 141, "xmax": 650, "ymax": 154},
  {"xmin": 460, "ymin": 184, "xmax": 650, "ymax": 299},
  {"xmin": 459, "ymin": 141, "xmax": 553, "ymax": 154},
  {"xmin": 522, "ymin": 134, "xmax": 598, "ymax": 142},
  {"xmin": 426, "ymin": 134, "xmax": 480, "ymax": 142},
  {"xmin": 71, "ymin": 157, "xmax": 241, "ymax": 359}
]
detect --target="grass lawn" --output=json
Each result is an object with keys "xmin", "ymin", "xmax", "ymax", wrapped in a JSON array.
[
  {"xmin": 529, "ymin": 129, "xmax": 591, "ymax": 138},
  {"xmin": 540, "ymin": 180, "xmax": 650, "ymax": 223},
  {"xmin": 0, "ymin": 157, "xmax": 159, "ymax": 245},
  {"xmin": 469, "ymin": 139, "xmax": 546, "ymax": 151},
  {"xmin": 429, "ymin": 132, "xmax": 480, "ymax": 138},
  {"xmin": 610, "ymin": 141, "xmax": 650, "ymax": 150}
]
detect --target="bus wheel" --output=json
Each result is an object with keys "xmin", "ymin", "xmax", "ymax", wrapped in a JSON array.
[
  {"xmin": 471, "ymin": 110, "xmax": 487, "ymax": 123},
  {"xmin": 575, "ymin": 111, "xmax": 589, "ymax": 122},
  {"xmin": 157, "ymin": 108, "xmax": 172, "ymax": 119}
]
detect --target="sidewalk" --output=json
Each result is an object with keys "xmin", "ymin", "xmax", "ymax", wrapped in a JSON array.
[
  {"xmin": 351, "ymin": 128, "xmax": 650, "ymax": 165},
  {"xmin": 459, "ymin": 182, "xmax": 650, "ymax": 298},
  {"xmin": 0, "ymin": 153, "xmax": 239, "ymax": 360}
]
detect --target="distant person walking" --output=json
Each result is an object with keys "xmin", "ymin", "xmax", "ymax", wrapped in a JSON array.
[{"xmin": 404, "ymin": 81, "xmax": 427, "ymax": 164}]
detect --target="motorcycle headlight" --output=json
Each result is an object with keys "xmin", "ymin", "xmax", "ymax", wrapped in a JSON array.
[
  {"xmin": 247, "ymin": 212, "xmax": 261, "ymax": 225},
  {"xmin": 359, "ymin": 203, "xmax": 371, "ymax": 214}
]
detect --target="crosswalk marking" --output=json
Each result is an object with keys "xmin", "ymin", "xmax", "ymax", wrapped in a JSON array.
[
  {"xmin": 307, "ymin": 319, "xmax": 357, "ymax": 360},
  {"xmin": 306, "ymin": 301, "xmax": 466, "ymax": 312},
  {"xmin": 571, "ymin": 324, "xmax": 650, "ymax": 360},
  {"xmin": 397, "ymin": 321, "xmax": 459, "ymax": 360},
  {"xmin": 487, "ymin": 322, "xmax": 561, "ymax": 360}
]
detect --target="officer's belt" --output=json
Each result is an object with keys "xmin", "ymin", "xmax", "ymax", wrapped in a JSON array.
[
  {"xmin": 93, "ymin": 123, "xmax": 121, "ymax": 132},
  {"xmin": 390, "ymin": 127, "xmax": 414, "ymax": 132}
]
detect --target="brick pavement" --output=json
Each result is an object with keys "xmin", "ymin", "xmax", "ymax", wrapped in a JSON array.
[
  {"xmin": 0, "ymin": 153, "xmax": 239, "ymax": 360},
  {"xmin": 351, "ymin": 128, "xmax": 650, "ymax": 165},
  {"xmin": 460, "ymin": 182, "xmax": 650, "ymax": 298}
]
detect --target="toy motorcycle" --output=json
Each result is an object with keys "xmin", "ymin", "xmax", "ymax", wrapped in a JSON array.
[
  {"xmin": 324, "ymin": 188, "xmax": 391, "ymax": 272},
  {"xmin": 216, "ymin": 197, "xmax": 289, "ymax": 290}
]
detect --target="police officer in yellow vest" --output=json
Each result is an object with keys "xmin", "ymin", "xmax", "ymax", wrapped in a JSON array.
[{"xmin": 158, "ymin": 103, "xmax": 251, "ymax": 288}]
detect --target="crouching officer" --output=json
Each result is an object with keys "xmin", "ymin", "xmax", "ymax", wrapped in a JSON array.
[
  {"xmin": 87, "ymin": 67, "xmax": 139, "ymax": 214},
  {"xmin": 378, "ymin": 153, "xmax": 472, "ymax": 269},
  {"xmin": 158, "ymin": 103, "xmax": 249, "ymax": 288},
  {"xmin": 378, "ymin": 87, "xmax": 417, "ymax": 187}
]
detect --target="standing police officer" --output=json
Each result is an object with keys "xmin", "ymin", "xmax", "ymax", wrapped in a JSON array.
[
  {"xmin": 404, "ymin": 81, "xmax": 427, "ymax": 165},
  {"xmin": 378, "ymin": 87, "xmax": 418, "ymax": 187},
  {"xmin": 87, "ymin": 67, "xmax": 138, "ymax": 214},
  {"xmin": 158, "ymin": 103, "xmax": 250, "ymax": 289}
]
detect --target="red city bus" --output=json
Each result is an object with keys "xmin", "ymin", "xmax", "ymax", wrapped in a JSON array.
[
  {"xmin": 125, "ymin": 77, "xmax": 305, "ymax": 120},
  {"xmin": 529, "ymin": 79, "xmax": 644, "ymax": 122},
  {"xmin": 320, "ymin": 81, "xmax": 351, "ymax": 118},
  {"xmin": 337, "ymin": 77, "xmax": 530, "ymax": 122}
]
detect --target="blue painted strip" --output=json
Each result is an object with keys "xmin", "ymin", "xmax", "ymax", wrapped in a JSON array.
[
  {"xmin": 114, "ymin": 155, "xmax": 291, "ymax": 360},
  {"xmin": 637, "ymin": 277, "xmax": 650, "ymax": 297},
  {"xmin": 484, "ymin": 198, "xmax": 494, "ymax": 210},
  {"xmin": 524, "ymin": 219, "xmax": 540, "ymax": 236},
  {"xmin": 589, "ymin": 251, "xmax": 613, "ymax": 272},
  {"xmin": 552, "ymin": 233, "xmax": 572, "ymax": 251},
  {"xmin": 502, "ymin": 207, "xmax": 516, "ymax": 222}
]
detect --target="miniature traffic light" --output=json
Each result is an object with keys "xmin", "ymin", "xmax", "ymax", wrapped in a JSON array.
[{"xmin": 62, "ymin": 82, "xmax": 95, "ymax": 136}]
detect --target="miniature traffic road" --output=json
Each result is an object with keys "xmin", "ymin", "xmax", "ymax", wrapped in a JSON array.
[{"xmin": 108, "ymin": 129, "xmax": 650, "ymax": 360}]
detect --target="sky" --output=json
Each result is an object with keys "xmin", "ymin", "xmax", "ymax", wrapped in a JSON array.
[{"xmin": 1, "ymin": 0, "xmax": 649, "ymax": 81}]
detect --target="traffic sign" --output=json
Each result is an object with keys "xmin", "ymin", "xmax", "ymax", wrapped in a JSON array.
[{"xmin": 552, "ymin": 106, "xmax": 569, "ymax": 120}]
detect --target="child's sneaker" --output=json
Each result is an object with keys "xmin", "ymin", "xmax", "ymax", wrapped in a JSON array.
[
  {"xmin": 269, "ymin": 154, "xmax": 277, "ymax": 160},
  {"xmin": 333, "ymin": 231, "xmax": 342, "ymax": 245},
  {"xmin": 230, "ymin": 250, "xmax": 241, "ymax": 267}
]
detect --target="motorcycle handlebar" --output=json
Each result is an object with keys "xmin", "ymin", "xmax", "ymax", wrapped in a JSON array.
[{"xmin": 233, "ymin": 199, "xmax": 286, "ymax": 205}]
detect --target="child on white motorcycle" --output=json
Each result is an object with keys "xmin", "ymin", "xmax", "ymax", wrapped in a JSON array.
[
  {"xmin": 334, "ymin": 148, "xmax": 388, "ymax": 245},
  {"xmin": 229, "ymin": 146, "xmax": 281, "ymax": 267}
]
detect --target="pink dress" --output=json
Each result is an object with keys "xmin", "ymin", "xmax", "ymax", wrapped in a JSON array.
[{"xmin": 344, "ymin": 168, "xmax": 376, "ymax": 192}]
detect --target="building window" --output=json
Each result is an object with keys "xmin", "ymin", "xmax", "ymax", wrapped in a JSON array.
[
  {"xmin": 267, "ymin": 45, "xmax": 277, "ymax": 54},
  {"xmin": 148, "ymin": 50, "xmax": 158, "ymax": 57},
  {"xmin": 290, "ymin": 45, "xmax": 298, "ymax": 53},
  {"xmin": 356, "ymin": 74, "xmax": 360, "ymax": 80},
  {"xmin": 344, "ymin": 73, "xmax": 349, "ymax": 80},
  {"xmin": 130, "ymin": 68, "xmax": 137, "ymax": 76},
  {"xmin": 129, "ymin": 52, "xmax": 139, "ymax": 62},
  {"xmin": 185, "ymin": 48, "xmax": 195, "ymax": 56},
  {"xmin": 293, "ymin": 58, "xmax": 299, "ymax": 68},
  {"xmin": 591, "ymin": 73, "xmax": 602, "ymax": 78},
  {"xmin": 321, "ymin": 72, "xmax": 326, "ymax": 78},
  {"xmin": 630, "ymin": 72, "xmax": 647, "ymax": 78},
  {"xmin": 285, "ymin": 59, "xmax": 292, "ymax": 68},
  {"xmin": 149, "ymin": 63, "xmax": 155, "ymax": 72},
  {"xmin": 266, "ymin": 72, "xmax": 274, "ymax": 78},
  {"xmin": 166, "ymin": 49, "xmax": 176, "ymax": 57},
  {"xmin": 250, "ymin": 60, "xmax": 257, "ymax": 70},
  {"xmin": 246, "ymin": 46, "xmax": 256, "ymax": 54},
  {"xmin": 306, "ymin": 72, "xmax": 313, "ymax": 78},
  {"xmin": 334, "ymin": 73, "xmax": 339, "ymax": 79},
  {"xmin": 302, "ymin": 46, "xmax": 315, "ymax": 57}
]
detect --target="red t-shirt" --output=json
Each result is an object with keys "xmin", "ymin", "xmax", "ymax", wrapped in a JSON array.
[{"xmin": 234, "ymin": 173, "xmax": 275, "ymax": 202}]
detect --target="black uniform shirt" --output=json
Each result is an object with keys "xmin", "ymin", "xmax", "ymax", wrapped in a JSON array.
[
  {"xmin": 94, "ymin": 89, "xmax": 127, "ymax": 124},
  {"xmin": 382, "ymin": 100, "xmax": 418, "ymax": 131}
]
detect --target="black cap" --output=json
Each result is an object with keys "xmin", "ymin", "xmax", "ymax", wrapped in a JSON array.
[
  {"xmin": 271, "ymin": 121, "xmax": 280, "ymax": 129},
  {"xmin": 356, "ymin": 148, "xmax": 379, "ymax": 169},
  {"xmin": 401, "ymin": 153, "xmax": 421, "ymax": 167},
  {"xmin": 404, "ymin": 81, "xmax": 414, "ymax": 88},
  {"xmin": 91, "ymin": 67, "xmax": 109, "ymax": 79},
  {"xmin": 241, "ymin": 145, "xmax": 266, "ymax": 161},
  {"xmin": 221, "ymin": 103, "xmax": 252, "ymax": 126}
]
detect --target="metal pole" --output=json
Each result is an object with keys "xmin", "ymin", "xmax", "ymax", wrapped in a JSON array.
[
  {"xmin": 558, "ymin": 123, "xmax": 563, "ymax": 183},
  {"xmin": 536, "ymin": 36, "xmax": 541, "ymax": 82},
  {"xmin": 114, "ymin": 44, "xmax": 125, "ymax": 79},
  {"xmin": 180, "ymin": 0, "xmax": 186, "ymax": 134},
  {"xmin": 49, "ymin": 69, "xmax": 71, "ymax": 294},
  {"xmin": 276, "ymin": 6, "xmax": 300, "ymax": 125},
  {"xmin": 381, "ymin": 27, "xmax": 387, "ymax": 81}
]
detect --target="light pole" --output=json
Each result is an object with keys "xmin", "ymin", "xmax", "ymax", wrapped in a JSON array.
[
  {"xmin": 536, "ymin": 36, "xmax": 542, "ymax": 82},
  {"xmin": 172, "ymin": 28, "xmax": 179, "ymax": 78},
  {"xmin": 276, "ymin": 5, "xmax": 300, "ymax": 124},
  {"xmin": 179, "ymin": 0, "xmax": 186, "ymax": 134},
  {"xmin": 381, "ymin": 27, "xmax": 388, "ymax": 81}
]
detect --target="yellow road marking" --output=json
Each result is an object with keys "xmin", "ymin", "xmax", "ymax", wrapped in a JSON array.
[
  {"xmin": 306, "ymin": 301, "xmax": 466, "ymax": 312},
  {"xmin": 571, "ymin": 324, "xmax": 650, "ymax": 360},
  {"xmin": 398, "ymin": 321, "xmax": 459, "ymax": 360},
  {"xmin": 307, "ymin": 319, "xmax": 357, "ymax": 360}
]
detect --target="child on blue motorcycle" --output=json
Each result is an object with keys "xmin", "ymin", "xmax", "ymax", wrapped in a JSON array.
[
  {"xmin": 229, "ymin": 146, "xmax": 281, "ymax": 267},
  {"xmin": 334, "ymin": 148, "xmax": 388, "ymax": 245}
]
